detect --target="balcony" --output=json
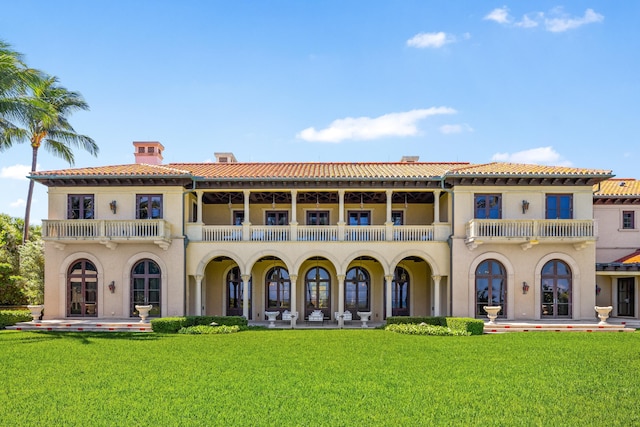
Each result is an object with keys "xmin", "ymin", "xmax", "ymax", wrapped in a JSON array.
[
  {"xmin": 42, "ymin": 219, "xmax": 172, "ymax": 250},
  {"xmin": 194, "ymin": 223, "xmax": 448, "ymax": 243},
  {"xmin": 465, "ymin": 219, "xmax": 597, "ymax": 250}
]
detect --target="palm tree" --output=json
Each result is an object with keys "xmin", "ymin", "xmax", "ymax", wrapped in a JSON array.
[
  {"xmin": 1, "ymin": 75, "xmax": 98, "ymax": 242},
  {"xmin": 0, "ymin": 40, "xmax": 31, "ymax": 139}
]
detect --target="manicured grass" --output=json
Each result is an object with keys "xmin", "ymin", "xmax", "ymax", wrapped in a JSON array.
[{"xmin": 1, "ymin": 330, "xmax": 639, "ymax": 426}]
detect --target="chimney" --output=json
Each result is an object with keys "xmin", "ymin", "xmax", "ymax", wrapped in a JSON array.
[
  {"xmin": 214, "ymin": 152, "xmax": 238, "ymax": 163},
  {"xmin": 400, "ymin": 155, "xmax": 419, "ymax": 163},
  {"xmin": 133, "ymin": 141, "xmax": 164, "ymax": 165}
]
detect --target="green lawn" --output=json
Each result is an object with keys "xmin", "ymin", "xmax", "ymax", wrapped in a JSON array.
[{"xmin": 1, "ymin": 330, "xmax": 639, "ymax": 426}]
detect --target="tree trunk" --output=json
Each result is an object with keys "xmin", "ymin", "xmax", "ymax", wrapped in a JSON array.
[{"xmin": 22, "ymin": 146, "xmax": 38, "ymax": 244}]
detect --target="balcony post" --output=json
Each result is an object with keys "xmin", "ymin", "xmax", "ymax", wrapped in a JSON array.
[
  {"xmin": 241, "ymin": 274, "xmax": 251, "ymax": 320},
  {"xmin": 432, "ymin": 275, "xmax": 442, "ymax": 316},
  {"xmin": 385, "ymin": 190, "xmax": 394, "ymax": 241},
  {"xmin": 196, "ymin": 190, "xmax": 204, "ymax": 224},
  {"xmin": 385, "ymin": 274, "xmax": 393, "ymax": 319},
  {"xmin": 290, "ymin": 190, "xmax": 298, "ymax": 241},
  {"xmin": 433, "ymin": 190, "xmax": 441, "ymax": 224},
  {"xmin": 242, "ymin": 190, "xmax": 251, "ymax": 241},
  {"xmin": 337, "ymin": 190, "xmax": 345, "ymax": 241},
  {"xmin": 337, "ymin": 274, "xmax": 345, "ymax": 328}
]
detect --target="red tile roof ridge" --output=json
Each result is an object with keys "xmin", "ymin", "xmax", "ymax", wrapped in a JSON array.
[
  {"xmin": 167, "ymin": 161, "xmax": 470, "ymax": 166},
  {"xmin": 614, "ymin": 249, "xmax": 640, "ymax": 264}
]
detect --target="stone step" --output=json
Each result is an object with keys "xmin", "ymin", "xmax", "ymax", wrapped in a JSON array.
[{"xmin": 485, "ymin": 324, "xmax": 636, "ymax": 333}]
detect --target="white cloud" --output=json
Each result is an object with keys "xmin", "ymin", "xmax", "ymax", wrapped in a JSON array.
[
  {"xmin": 484, "ymin": 7, "xmax": 603, "ymax": 32},
  {"xmin": 297, "ymin": 107, "xmax": 457, "ymax": 143},
  {"xmin": 545, "ymin": 8, "xmax": 604, "ymax": 33},
  {"xmin": 484, "ymin": 7, "xmax": 511, "ymax": 24},
  {"xmin": 439, "ymin": 124, "xmax": 473, "ymax": 135},
  {"xmin": 1, "ymin": 164, "xmax": 31, "ymax": 180},
  {"xmin": 406, "ymin": 32, "xmax": 455, "ymax": 49},
  {"xmin": 10, "ymin": 198, "xmax": 26, "ymax": 208},
  {"xmin": 491, "ymin": 146, "xmax": 572, "ymax": 166}
]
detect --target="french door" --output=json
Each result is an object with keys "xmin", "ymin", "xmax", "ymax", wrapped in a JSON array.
[
  {"xmin": 67, "ymin": 260, "xmax": 98, "ymax": 317},
  {"xmin": 541, "ymin": 260, "xmax": 572, "ymax": 318},
  {"xmin": 618, "ymin": 278, "xmax": 635, "ymax": 317}
]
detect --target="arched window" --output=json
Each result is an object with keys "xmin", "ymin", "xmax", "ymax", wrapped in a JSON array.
[
  {"xmin": 475, "ymin": 259, "xmax": 506, "ymax": 317},
  {"xmin": 305, "ymin": 267, "xmax": 331, "ymax": 319},
  {"xmin": 265, "ymin": 266, "xmax": 290, "ymax": 313},
  {"xmin": 392, "ymin": 266, "xmax": 410, "ymax": 316},
  {"xmin": 67, "ymin": 259, "xmax": 98, "ymax": 317},
  {"xmin": 345, "ymin": 266, "xmax": 370, "ymax": 319},
  {"xmin": 227, "ymin": 266, "xmax": 251, "ymax": 319},
  {"xmin": 131, "ymin": 259, "xmax": 161, "ymax": 317},
  {"xmin": 541, "ymin": 260, "xmax": 572, "ymax": 317}
]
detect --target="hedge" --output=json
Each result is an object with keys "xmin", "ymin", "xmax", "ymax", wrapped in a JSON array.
[
  {"xmin": 386, "ymin": 316, "xmax": 484, "ymax": 336},
  {"xmin": 151, "ymin": 316, "xmax": 247, "ymax": 333},
  {"xmin": 385, "ymin": 323, "xmax": 470, "ymax": 336},
  {"xmin": 178, "ymin": 325, "xmax": 241, "ymax": 334},
  {"xmin": 0, "ymin": 309, "xmax": 32, "ymax": 329}
]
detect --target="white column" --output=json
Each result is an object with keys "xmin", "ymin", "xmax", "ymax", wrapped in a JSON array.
[
  {"xmin": 385, "ymin": 274, "xmax": 393, "ymax": 319},
  {"xmin": 195, "ymin": 274, "xmax": 203, "ymax": 316},
  {"xmin": 290, "ymin": 190, "xmax": 297, "ymax": 223},
  {"xmin": 385, "ymin": 190, "xmax": 394, "ymax": 241},
  {"xmin": 289, "ymin": 274, "xmax": 298, "ymax": 327},
  {"xmin": 432, "ymin": 275, "xmax": 442, "ymax": 316},
  {"xmin": 242, "ymin": 190, "xmax": 251, "ymax": 241},
  {"xmin": 386, "ymin": 190, "xmax": 393, "ymax": 223},
  {"xmin": 196, "ymin": 190, "xmax": 204, "ymax": 224},
  {"xmin": 433, "ymin": 190, "xmax": 441, "ymax": 224},
  {"xmin": 337, "ymin": 274, "xmax": 345, "ymax": 328},
  {"xmin": 338, "ymin": 190, "xmax": 345, "ymax": 241},
  {"xmin": 241, "ymin": 274, "xmax": 251, "ymax": 320}
]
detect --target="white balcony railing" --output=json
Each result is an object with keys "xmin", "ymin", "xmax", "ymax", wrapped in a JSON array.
[
  {"xmin": 42, "ymin": 219, "xmax": 172, "ymax": 249},
  {"xmin": 392, "ymin": 226, "xmax": 435, "ymax": 241},
  {"xmin": 297, "ymin": 225, "xmax": 339, "ymax": 241},
  {"xmin": 465, "ymin": 219, "xmax": 597, "ymax": 249},
  {"xmin": 250, "ymin": 226, "xmax": 290, "ymax": 241},
  {"xmin": 344, "ymin": 225, "xmax": 386, "ymax": 241},
  {"xmin": 202, "ymin": 226, "xmax": 243, "ymax": 241}
]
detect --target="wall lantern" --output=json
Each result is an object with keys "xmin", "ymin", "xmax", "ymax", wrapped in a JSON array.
[
  {"xmin": 108, "ymin": 281, "xmax": 116, "ymax": 293},
  {"xmin": 522, "ymin": 281, "xmax": 529, "ymax": 294},
  {"xmin": 109, "ymin": 200, "xmax": 117, "ymax": 214},
  {"xmin": 596, "ymin": 285, "xmax": 602, "ymax": 296},
  {"xmin": 521, "ymin": 200, "xmax": 530, "ymax": 214}
]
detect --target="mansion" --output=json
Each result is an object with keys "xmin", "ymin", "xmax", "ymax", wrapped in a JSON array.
[{"xmin": 31, "ymin": 142, "xmax": 640, "ymax": 324}]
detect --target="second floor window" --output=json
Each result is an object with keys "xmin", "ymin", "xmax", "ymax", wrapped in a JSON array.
[
  {"xmin": 266, "ymin": 211, "xmax": 288, "ymax": 225},
  {"xmin": 475, "ymin": 194, "xmax": 501, "ymax": 219},
  {"xmin": 623, "ymin": 211, "xmax": 635, "ymax": 229},
  {"xmin": 137, "ymin": 195, "xmax": 163, "ymax": 219},
  {"xmin": 391, "ymin": 211, "xmax": 404, "ymax": 225},
  {"xmin": 233, "ymin": 211, "xmax": 244, "ymax": 226},
  {"xmin": 307, "ymin": 211, "xmax": 329, "ymax": 225},
  {"xmin": 546, "ymin": 194, "xmax": 573, "ymax": 219},
  {"xmin": 68, "ymin": 195, "xmax": 94, "ymax": 219},
  {"xmin": 348, "ymin": 211, "xmax": 370, "ymax": 225}
]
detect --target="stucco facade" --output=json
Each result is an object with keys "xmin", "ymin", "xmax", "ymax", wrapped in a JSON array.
[{"xmin": 31, "ymin": 142, "xmax": 638, "ymax": 324}]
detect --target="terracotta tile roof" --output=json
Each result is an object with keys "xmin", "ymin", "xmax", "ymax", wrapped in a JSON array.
[
  {"xmin": 445, "ymin": 162, "xmax": 612, "ymax": 176},
  {"xmin": 593, "ymin": 179, "xmax": 640, "ymax": 196},
  {"xmin": 30, "ymin": 164, "xmax": 193, "ymax": 177},
  {"xmin": 614, "ymin": 250, "xmax": 640, "ymax": 264},
  {"xmin": 30, "ymin": 161, "xmax": 613, "ymax": 181}
]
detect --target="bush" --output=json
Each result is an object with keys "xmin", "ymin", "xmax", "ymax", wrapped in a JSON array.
[
  {"xmin": 385, "ymin": 323, "xmax": 470, "ymax": 336},
  {"xmin": 151, "ymin": 316, "xmax": 248, "ymax": 333},
  {"xmin": 0, "ymin": 309, "xmax": 31, "ymax": 328},
  {"xmin": 386, "ymin": 316, "xmax": 484, "ymax": 336},
  {"xmin": 178, "ymin": 325, "xmax": 240, "ymax": 335}
]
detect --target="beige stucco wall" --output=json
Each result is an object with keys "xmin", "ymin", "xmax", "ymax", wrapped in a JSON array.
[{"xmin": 594, "ymin": 204, "xmax": 640, "ymax": 262}]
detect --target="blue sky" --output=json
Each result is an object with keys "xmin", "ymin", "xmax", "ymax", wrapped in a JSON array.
[{"xmin": 1, "ymin": 1, "xmax": 639, "ymax": 224}]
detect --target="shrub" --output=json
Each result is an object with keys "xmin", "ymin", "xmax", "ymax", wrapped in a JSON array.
[
  {"xmin": 386, "ymin": 316, "xmax": 446, "ymax": 326},
  {"xmin": 178, "ymin": 325, "xmax": 240, "ymax": 335},
  {"xmin": 151, "ymin": 316, "xmax": 248, "ymax": 333},
  {"xmin": 0, "ymin": 309, "xmax": 31, "ymax": 328},
  {"xmin": 445, "ymin": 317, "xmax": 484, "ymax": 336},
  {"xmin": 385, "ymin": 323, "xmax": 470, "ymax": 336}
]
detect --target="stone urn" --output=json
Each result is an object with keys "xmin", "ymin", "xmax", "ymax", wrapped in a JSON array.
[
  {"xmin": 356, "ymin": 311, "xmax": 372, "ymax": 328},
  {"xmin": 135, "ymin": 305, "xmax": 153, "ymax": 323},
  {"xmin": 595, "ymin": 306, "xmax": 613, "ymax": 325},
  {"xmin": 264, "ymin": 311, "xmax": 280, "ymax": 328},
  {"xmin": 27, "ymin": 304, "xmax": 44, "ymax": 322},
  {"xmin": 483, "ymin": 306, "xmax": 502, "ymax": 325}
]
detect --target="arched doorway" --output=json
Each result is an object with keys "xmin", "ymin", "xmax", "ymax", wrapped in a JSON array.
[
  {"xmin": 475, "ymin": 259, "xmax": 506, "ymax": 317},
  {"xmin": 541, "ymin": 259, "xmax": 572, "ymax": 318},
  {"xmin": 265, "ymin": 266, "xmax": 290, "ymax": 315},
  {"xmin": 392, "ymin": 266, "xmax": 410, "ymax": 316},
  {"xmin": 345, "ymin": 266, "xmax": 370, "ymax": 319},
  {"xmin": 131, "ymin": 259, "xmax": 161, "ymax": 317},
  {"xmin": 305, "ymin": 266, "xmax": 331, "ymax": 319},
  {"xmin": 227, "ymin": 266, "xmax": 251, "ymax": 319},
  {"xmin": 67, "ymin": 259, "xmax": 98, "ymax": 317}
]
